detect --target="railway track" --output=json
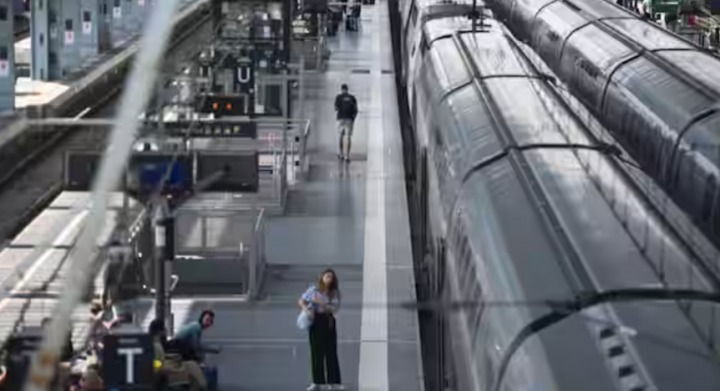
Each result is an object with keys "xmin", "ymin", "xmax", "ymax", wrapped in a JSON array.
[
  {"xmin": 0, "ymin": 98, "xmax": 118, "ymax": 242},
  {"xmin": 0, "ymin": 9, "xmax": 212, "ymax": 242}
]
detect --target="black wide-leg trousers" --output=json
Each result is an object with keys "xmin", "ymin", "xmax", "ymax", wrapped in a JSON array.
[{"xmin": 308, "ymin": 312, "xmax": 342, "ymax": 385}]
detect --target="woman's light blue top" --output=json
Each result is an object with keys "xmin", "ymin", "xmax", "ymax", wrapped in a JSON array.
[{"xmin": 301, "ymin": 285, "xmax": 340, "ymax": 313}]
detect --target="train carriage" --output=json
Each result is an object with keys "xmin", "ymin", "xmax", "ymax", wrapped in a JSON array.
[
  {"xmin": 482, "ymin": 0, "xmax": 720, "ymax": 250},
  {"xmin": 400, "ymin": 2, "xmax": 720, "ymax": 390}
]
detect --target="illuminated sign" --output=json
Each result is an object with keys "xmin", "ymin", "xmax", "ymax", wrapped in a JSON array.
[{"xmin": 142, "ymin": 120, "xmax": 258, "ymax": 139}]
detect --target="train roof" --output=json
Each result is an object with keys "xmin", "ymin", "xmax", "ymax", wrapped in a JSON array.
[
  {"xmin": 531, "ymin": 0, "xmax": 720, "ymax": 170},
  {"xmin": 418, "ymin": 16, "xmax": 720, "ymax": 390}
]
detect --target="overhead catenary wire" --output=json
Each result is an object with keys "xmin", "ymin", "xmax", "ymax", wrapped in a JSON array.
[{"xmin": 21, "ymin": 1, "xmax": 183, "ymax": 391}]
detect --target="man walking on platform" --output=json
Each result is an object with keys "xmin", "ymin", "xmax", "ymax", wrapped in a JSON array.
[{"xmin": 334, "ymin": 84, "xmax": 358, "ymax": 161}]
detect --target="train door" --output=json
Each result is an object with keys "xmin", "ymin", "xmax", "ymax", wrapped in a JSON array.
[
  {"xmin": 434, "ymin": 237, "xmax": 448, "ymax": 391},
  {"xmin": 417, "ymin": 147, "xmax": 428, "ymax": 261},
  {"xmin": 403, "ymin": 1, "xmax": 418, "ymax": 83}
]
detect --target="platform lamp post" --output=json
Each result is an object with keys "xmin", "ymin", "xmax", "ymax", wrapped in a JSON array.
[{"xmin": 138, "ymin": 163, "xmax": 230, "ymax": 334}]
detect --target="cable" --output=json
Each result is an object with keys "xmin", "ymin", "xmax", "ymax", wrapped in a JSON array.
[{"xmin": 21, "ymin": 2, "xmax": 183, "ymax": 391}]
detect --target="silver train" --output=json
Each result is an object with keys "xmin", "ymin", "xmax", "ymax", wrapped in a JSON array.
[
  {"xmin": 399, "ymin": 1, "xmax": 720, "ymax": 390},
  {"xmin": 481, "ymin": 0, "xmax": 720, "ymax": 248}
]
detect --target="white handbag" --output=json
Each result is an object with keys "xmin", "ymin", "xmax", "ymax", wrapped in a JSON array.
[{"xmin": 297, "ymin": 309, "xmax": 313, "ymax": 330}]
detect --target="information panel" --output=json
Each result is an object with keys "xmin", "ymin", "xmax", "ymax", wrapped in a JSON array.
[
  {"xmin": 102, "ymin": 333, "xmax": 154, "ymax": 391},
  {"xmin": 197, "ymin": 152, "xmax": 259, "ymax": 192},
  {"xmin": 126, "ymin": 154, "xmax": 193, "ymax": 195},
  {"xmin": 143, "ymin": 120, "xmax": 258, "ymax": 139}
]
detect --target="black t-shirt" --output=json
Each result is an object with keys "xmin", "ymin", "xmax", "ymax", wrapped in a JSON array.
[{"xmin": 335, "ymin": 92, "xmax": 358, "ymax": 120}]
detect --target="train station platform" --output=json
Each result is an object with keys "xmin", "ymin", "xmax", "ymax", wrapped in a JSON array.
[
  {"xmin": 0, "ymin": 3, "xmax": 423, "ymax": 391},
  {"xmin": 196, "ymin": 3, "xmax": 422, "ymax": 390}
]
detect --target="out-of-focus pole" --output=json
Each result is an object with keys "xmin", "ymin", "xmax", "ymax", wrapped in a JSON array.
[{"xmin": 22, "ymin": 2, "xmax": 182, "ymax": 391}]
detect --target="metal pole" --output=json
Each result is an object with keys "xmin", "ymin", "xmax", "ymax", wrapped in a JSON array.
[
  {"xmin": 163, "ymin": 214, "xmax": 175, "ymax": 334},
  {"xmin": 23, "ymin": 1, "xmax": 182, "ymax": 389},
  {"xmin": 154, "ymin": 204, "xmax": 167, "ymax": 326}
]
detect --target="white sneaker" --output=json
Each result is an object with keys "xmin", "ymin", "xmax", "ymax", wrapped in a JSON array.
[{"xmin": 307, "ymin": 384, "xmax": 320, "ymax": 391}]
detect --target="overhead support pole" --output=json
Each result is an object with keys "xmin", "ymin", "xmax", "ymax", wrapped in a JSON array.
[
  {"xmin": 151, "ymin": 168, "xmax": 228, "ymax": 333},
  {"xmin": 0, "ymin": 0, "xmax": 14, "ymax": 111}
]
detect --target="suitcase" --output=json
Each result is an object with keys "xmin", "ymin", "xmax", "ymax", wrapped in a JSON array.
[{"xmin": 202, "ymin": 366, "xmax": 219, "ymax": 391}]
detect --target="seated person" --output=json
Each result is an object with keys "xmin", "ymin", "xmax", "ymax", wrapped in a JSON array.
[
  {"xmin": 170, "ymin": 310, "xmax": 218, "ymax": 363},
  {"xmin": 152, "ymin": 319, "xmax": 207, "ymax": 391}
]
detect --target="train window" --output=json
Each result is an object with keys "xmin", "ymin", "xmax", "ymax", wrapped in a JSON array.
[
  {"xmin": 103, "ymin": 3, "xmax": 108, "ymax": 14},
  {"xmin": 434, "ymin": 126, "xmax": 444, "ymax": 147},
  {"xmin": 83, "ymin": 12, "xmax": 92, "ymax": 23},
  {"xmin": 575, "ymin": 59, "xmax": 599, "ymax": 79},
  {"xmin": 38, "ymin": 0, "xmax": 43, "ymax": 10},
  {"xmin": 49, "ymin": 52, "xmax": 57, "ymax": 65},
  {"xmin": 471, "ymin": 282, "xmax": 485, "ymax": 328},
  {"xmin": 0, "ymin": 6, "xmax": 7, "ymax": 21},
  {"xmin": 461, "ymin": 250, "xmax": 475, "ymax": 293},
  {"xmin": 0, "ymin": 47, "xmax": 7, "ymax": 62},
  {"xmin": 65, "ymin": 20, "xmax": 73, "ymax": 32},
  {"xmin": 410, "ymin": 3, "xmax": 418, "ymax": 27},
  {"xmin": 702, "ymin": 173, "xmax": 717, "ymax": 222},
  {"xmin": 39, "ymin": 33, "xmax": 44, "ymax": 46}
]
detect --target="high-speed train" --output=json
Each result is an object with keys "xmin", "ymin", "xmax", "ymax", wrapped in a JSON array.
[
  {"xmin": 477, "ymin": 0, "xmax": 720, "ymax": 249},
  {"xmin": 398, "ymin": 2, "xmax": 720, "ymax": 390}
]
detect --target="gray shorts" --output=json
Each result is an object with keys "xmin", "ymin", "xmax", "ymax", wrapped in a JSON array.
[{"xmin": 338, "ymin": 119, "xmax": 354, "ymax": 137}]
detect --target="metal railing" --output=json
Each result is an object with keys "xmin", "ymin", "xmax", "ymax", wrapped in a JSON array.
[
  {"xmin": 257, "ymin": 117, "xmax": 312, "ymax": 180},
  {"xmin": 247, "ymin": 208, "xmax": 267, "ymax": 299},
  {"xmin": 172, "ymin": 202, "xmax": 267, "ymax": 298}
]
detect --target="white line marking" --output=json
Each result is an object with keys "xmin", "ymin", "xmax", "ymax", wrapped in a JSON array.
[
  {"xmin": 0, "ymin": 210, "xmax": 88, "ymax": 312},
  {"xmin": 73, "ymin": 107, "xmax": 91, "ymax": 120},
  {"xmin": 358, "ymin": 5, "xmax": 389, "ymax": 391}
]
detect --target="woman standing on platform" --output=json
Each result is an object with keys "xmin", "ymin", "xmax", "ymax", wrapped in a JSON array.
[{"xmin": 298, "ymin": 269, "xmax": 344, "ymax": 391}]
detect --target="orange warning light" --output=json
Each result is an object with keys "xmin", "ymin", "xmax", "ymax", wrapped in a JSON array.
[
  {"xmin": 213, "ymin": 102, "xmax": 218, "ymax": 110},
  {"xmin": 226, "ymin": 103, "xmax": 232, "ymax": 110}
]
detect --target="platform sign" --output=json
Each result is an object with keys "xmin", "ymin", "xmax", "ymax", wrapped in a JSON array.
[
  {"xmin": 235, "ymin": 62, "xmax": 254, "ymax": 94},
  {"xmin": 113, "ymin": 6, "xmax": 122, "ymax": 19},
  {"xmin": 145, "ymin": 120, "xmax": 258, "ymax": 139},
  {"xmin": 102, "ymin": 333, "xmax": 154, "ymax": 391},
  {"xmin": 65, "ymin": 30, "xmax": 74, "ymax": 45},
  {"xmin": 0, "ymin": 47, "xmax": 9, "ymax": 78},
  {"xmin": 83, "ymin": 11, "xmax": 92, "ymax": 35}
]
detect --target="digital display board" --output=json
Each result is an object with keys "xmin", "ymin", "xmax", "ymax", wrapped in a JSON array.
[
  {"xmin": 143, "ymin": 119, "xmax": 258, "ymax": 139},
  {"xmin": 127, "ymin": 155, "xmax": 193, "ymax": 194}
]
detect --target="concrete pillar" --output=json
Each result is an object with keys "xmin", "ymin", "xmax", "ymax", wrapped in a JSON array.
[
  {"xmin": 30, "ymin": 0, "xmax": 49, "ymax": 80},
  {"xmin": 78, "ymin": 0, "xmax": 101, "ymax": 63},
  {"xmin": 98, "ymin": 0, "xmax": 112, "ymax": 52},
  {"xmin": 46, "ymin": 0, "xmax": 61, "ymax": 79},
  {"xmin": 127, "ymin": 0, "xmax": 146, "ymax": 33},
  {"xmin": 110, "ymin": 0, "xmax": 134, "ymax": 47},
  {"xmin": 57, "ymin": 0, "xmax": 81, "ymax": 78},
  {"xmin": 0, "ymin": 0, "xmax": 14, "ymax": 111}
]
